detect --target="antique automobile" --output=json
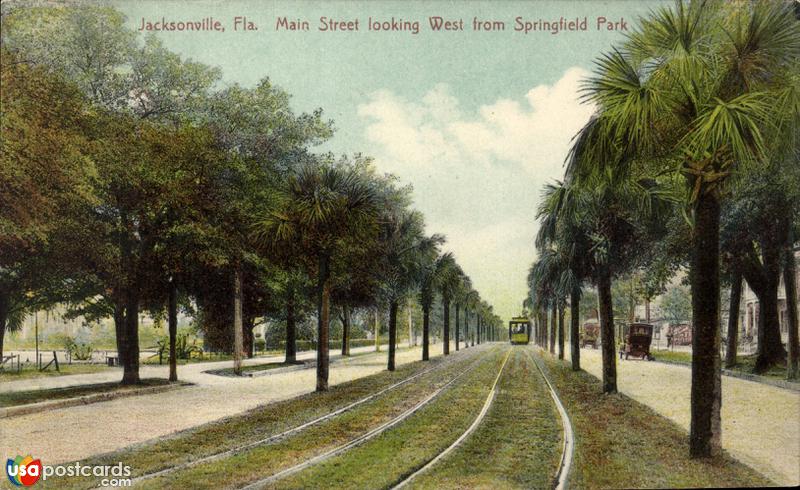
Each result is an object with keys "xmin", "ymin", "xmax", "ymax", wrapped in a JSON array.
[
  {"xmin": 580, "ymin": 320, "xmax": 600, "ymax": 348},
  {"xmin": 620, "ymin": 323, "xmax": 655, "ymax": 360}
]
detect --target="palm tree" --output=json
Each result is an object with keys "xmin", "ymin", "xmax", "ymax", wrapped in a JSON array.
[
  {"xmin": 453, "ymin": 274, "xmax": 471, "ymax": 350},
  {"xmin": 529, "ymin": 252, "xmax": 563, "ymax": 355},
  {"xmin": 255, "ymin": 162, "xmax": 379, "ymax": 391},
  {"xmin": 377, "ymin": 209, "xmax": 443, "ymax": 371},
  {"xmin": 582, "ymin": 0, "xmax": 799, "ymax": 457},
  {"xmin": 537, "ymin": 181, "xmax": 594, "ymax": 370},
  {"xmin": 464, "ymin": 289, "xmax": 479, "ymax": 347},
  {"xmin": 436, "ymin": 254, "xmax": 461, "ymax": 355},
  {"xmin": 417, "ymin": 252, "xmax": 449, "ymax": 361}
]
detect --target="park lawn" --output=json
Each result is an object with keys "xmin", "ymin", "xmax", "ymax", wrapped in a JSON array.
[
  {"xmin": 36, "ymin": 347, "xmax": 484, "ymax": 489},
  {"xmin": 540, "ymin": 355, "xmax": 773, "ymax": 489},
  {"xmin": 410, "ymin": 347, "xmax": 562, "ymax": 489},
  {"xmin": 269, "ymin": 347, "xmax": 508, "ymax": 490},
  {"xmin": 0, "ymin": 378, "xmax": 172, "ymax": 408},
  {"xmin": 652, "ymin": 350, "xmax": 796, "ymax": 382},
  {"xmin": 0, "ymin": 362, "xmax": 114, "ymax": 382}
]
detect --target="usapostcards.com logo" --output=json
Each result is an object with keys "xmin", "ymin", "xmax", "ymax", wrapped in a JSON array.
[
  {"xmin": 6, "ymin": 456, "xmax": 41, "ymax": 487},
  {"xmin": 6, "ymin": 455, "xmax": 132, "ymax": 487}
]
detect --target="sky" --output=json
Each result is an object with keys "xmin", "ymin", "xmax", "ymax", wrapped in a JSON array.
[{"xmin": 111, "ymin": 0, "xmax": 668, "ymax": 321}]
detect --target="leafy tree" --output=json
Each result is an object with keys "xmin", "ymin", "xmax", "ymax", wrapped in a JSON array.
[
  {"xmin": 661, "ymin": 285, "xmax": 692, "ymax": 327},
  {"xmin": 0, "ymin": 48, "xmax": 94, "ymax": 358}
]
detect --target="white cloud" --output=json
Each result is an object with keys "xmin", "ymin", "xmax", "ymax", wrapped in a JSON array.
[{"xmin": 357, "ymin": 67, "xmax": 594, "ymax": 320}]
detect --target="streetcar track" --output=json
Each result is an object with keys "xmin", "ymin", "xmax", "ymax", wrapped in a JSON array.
[
  {"xmin": 238, "ymin": 348, "xmax": 501, "ymax": 490},
  {"xmin": 391, "ymin": 347, "xmax": 512, "ymax": 489},
  {"xmin": 126, "ymin": 347, "xmax": 486, "ymax": 486},
  {"xmin": 528, "ymin": 348, "xmax": 575, "ymax": 490}
]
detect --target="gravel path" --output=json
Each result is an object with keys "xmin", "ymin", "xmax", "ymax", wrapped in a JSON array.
[
  {"xmin": 575, "ymin": 348, "xmax": 800, "ymax": 486},
  {"xmin": 0, "ymin": 343, "xmax": 455, "ymax": 465}
]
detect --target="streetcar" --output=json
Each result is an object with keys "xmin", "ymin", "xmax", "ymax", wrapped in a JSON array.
[{"xmin": 508, "ymin": 317, "xmax": 530, "ymax": 345}]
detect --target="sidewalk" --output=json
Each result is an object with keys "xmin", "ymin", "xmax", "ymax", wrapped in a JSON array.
[
  {"xmin": 0, "ymin": 342, "xmax": 456, "ymax": 465},
  {"xmin": 575, "ymin": 348, "xmax": 800, "ymax": 486}
]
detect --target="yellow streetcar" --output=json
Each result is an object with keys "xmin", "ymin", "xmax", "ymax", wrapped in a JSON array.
[{"xmin": 508, "ymin": 317, "xmax": 530, "ymax": 345}]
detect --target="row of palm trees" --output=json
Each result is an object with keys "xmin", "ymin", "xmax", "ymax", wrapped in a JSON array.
[
  {"xmin": 253, "ymin": 161, "xmax": 502, "ymax": 390},
  {"xmin": 527, "ymin": 0, "xmax": 799, "ymax": 459}
]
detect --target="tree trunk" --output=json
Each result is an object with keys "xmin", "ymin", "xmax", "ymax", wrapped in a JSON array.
[
  {"xmin": 285, "ymin": 293, "xmax": 297, "ymax": 363},
  {"xmin": 341, "ymin": 305, "xmax": 351, "ymax": 356},
  {"xmin": 408, "ymin": 305, "xmax": 414, "ymax": 348},
  {"xmin": 754, "ymin": 239, "xmax": 786, "ymax": 372},
  {"xmin": 244, "ymin": 317, "xmax": 255, "ymax": 359},
  {"xmin": 463, "ymin": 310, "xmax": 469, "ymax": 349},
  {"xmin": 0, "ymin": 290, "xmax": 9, "ymax": 360},
  {"xmin": 476, "ymin": 315, "xmax": 481, "ymax": 345},
  {"xmin": 558, "ymin": 303, "xmax": 565, "ymax": 360},
  {"xmin": 113, "ymin": 302, "xmax": 127, "ymax": 371},
  {"xmin": 233, "ymin": 267, "xmax": 244, "ymax": 376},
  {"xmin": 374, "ymin": 308, "xmax": 381, "ymax": 352},
  {"xmin": 422, "ymin": 305, "xmax": 430, "ymax": 361},
  {"xmin": 168, "ymin": 279, "xmax": 178, "ymax": 382},
  {"xmin": 470, "ymin": 311, "xmax": 475, "ymax": 347},
  {"xmin": 316, "ymin": 254, "xmax": 331, "ymax": 391},
  {"xmin": 121, "ymin": 289, "xmax": 140, "ymax": 385},
  {"xmin": 544, "ymin": 308, "xmax": 548, "ymax": 347},
  {"xmin": 689, "ymin": 191, "xmax": 722, "ymax": 458},
  {"xmin": 549, "ymin": 304, "xmax": 556, "ymax": 354},
  {"xmin": 724, "ymin": 274, "xmax": 742, "ymax": 369},
  {"xmin": 598, "ymin": 268, "xmax": 617, "ymax": 394},
  {"xmin": 442, "ymin": 297, "xmax": 450, "ymax": 355},
  {"xmin": 388, "ymin": 300, "xmax": 398, "ymax": 371},
  {"xmin": 455, "ymin": 303, "xmax": 460, "ymax": 351},
  {"xmin": 571, "ymin": 288, "xmax": 581, "ymax": 371},
  {"xmin": 784, "ymin": 236, "xmax": 798, "ymax": 380},
  {"xmin": 0, "ymin": 317, "xmax": 5, "ymax": 361}
]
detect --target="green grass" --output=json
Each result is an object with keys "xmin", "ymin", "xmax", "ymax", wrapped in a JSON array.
[
  {"xmin": 0, "ymin": 362, "xmax": 114, "ymax": 381},
  {"xmin": 139, "ymin": 349, "xmax": 501, "ymax": 490},
  {"xmin": 540, "ymin": 355, "xmax": 773, "ymax": 489},
  {"xmin": 36, "ymin": 348, "xmax": 485, "ymax": 489},
  {"xmin": 651, "ymin": 350, "xmax": 693, "ymax": 364},
  {"xmin": 270, "ymin": 347, "xmax": 508, "ymax": 489},
  {"xmin": 204, "ymin": 360, "xmax": 306, "ymax": 376},
  {"xmin": 410, "ymin": 347, "xmax": 562, "ymax": 489},
  {"xmin": 0, "ymin": 378, "xmax": 173, "ymax": 408},
  {"xmin": 652, "ymin": 350, "xmax": 797, "ymax": 382}
]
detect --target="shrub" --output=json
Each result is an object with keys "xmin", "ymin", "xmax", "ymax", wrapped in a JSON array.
[{"xmin": 63, "ymin": 337, "xmax": 94, "ymax": 361}]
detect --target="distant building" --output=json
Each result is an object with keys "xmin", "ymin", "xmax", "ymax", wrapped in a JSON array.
[{"xmin": 738, "ymin": 249, "xmax": 800, "ymax": 345}]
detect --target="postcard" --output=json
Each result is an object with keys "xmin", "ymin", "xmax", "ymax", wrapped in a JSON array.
[{"xmin": 1, "ymin": 0, "xmax": 798, "ymax": 488}]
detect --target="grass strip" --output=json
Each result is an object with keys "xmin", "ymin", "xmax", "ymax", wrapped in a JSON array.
[
  {"xmin": 0, "ymin": 363, "xmax": 114, "ymax": 381},
  {"xmin": 409, "ymin": 347, "xmax": 562, "ymax": 489},
  {"xmin": 0, "ymin": 378, "xmax": 171, "ymax": 407},
  {"xmin": 35, "ymin": 347, "xmax": 485, "ymax": 489},
  {"xmin": 539, "ymin": 354, "xmax": 772, "ymax": 489},
  {"xmin": 267, "ymin": 346, "xmax": 509, "ymax": 490},
  {"xmin": 652, "ymin": 350, "xmax": 796, "ymax": 382},
  {"xmin": 136, "ymin": 348, "xmax": 495, "ymax": 490},
  {"xmin": 204, "ymin": 361, "xmax": 306, "ymax": 377}
]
